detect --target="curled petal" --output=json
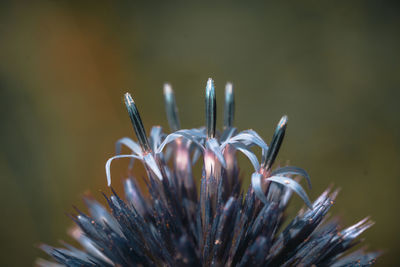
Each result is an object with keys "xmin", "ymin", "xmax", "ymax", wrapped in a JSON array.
[
  {"xmin": 271, "ymin": 166, "xmax": 312, "ymax": 189},
  {"xmin": 143, "ymin": 153, "xmax": 163, "ymax": 180},
  {"xmin": 220, "ymin": 127, "xmax": 237, "ymax": 143},
  {"xmin": 105, "ymin": 154, "xmax": 141, "ymax": 186},
  {"xmin": 115, "ymin": 137, "xmax": 142, "ymax": 169},
  {"xmin": 187, "ymin": 127, "xmax": 207, "ymax": 138},
  {"xmin": 115, "ymin": 137, "xmax": 142, "ymax": 155},
  {"xmin": 206, "ymin": 138, "xmax": 227, "ymax": 168},
  {"xmin": 149, "ymin": 126, "xmax": 164, "ymax": 152},
  {"xmin": 240, "ymin": 130, "xmax": 266, "ymax": 146},
  {"xmin": 266, "ymin": 175, "xmax": 312, "ymax": 209},
  {"xmin": 251, "ymin": 172, "xmax": 269, "ymax": 204},
  {"xmin": 231, "ymin": 142, "xmax": 260, "ymax": 171},
  {"xmin": 222, "ymin": 130, "xmax": 268, "ymax": 153},
  {"xmin": 156, "ymin": 130, "xmax": 205, "ymax": 154}
]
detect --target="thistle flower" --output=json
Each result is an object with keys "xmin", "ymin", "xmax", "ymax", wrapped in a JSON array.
[{"xmin": 39, "ymin": 79, "xmax": 380, "ymax": 266}]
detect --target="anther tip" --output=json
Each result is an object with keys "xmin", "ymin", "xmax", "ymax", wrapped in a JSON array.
[
  {"xmin": 206, "ymin": 78, "xmax": 214, "ymax": 92},
  {"xmin": 163, "ymin": 83, "xmax": 173, "ymax": 95},
  {"xmin": 124, "ymin": 92, "xmax": 134, "ymax": 106},
  {"xmin": 225, "ymin": 82, "xmax": 233, "ymax": 94},
  {"xmin": 278, "ymin": 115, "xmax": 288, "ymax": 128}
]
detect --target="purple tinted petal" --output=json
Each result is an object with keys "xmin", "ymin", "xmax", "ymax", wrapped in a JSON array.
[{"xmin": 206, "ymin": 138, "xmax": 227, "ymax": 168}]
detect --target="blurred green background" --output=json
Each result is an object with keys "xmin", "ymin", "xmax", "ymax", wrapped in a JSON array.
[{"xmin": 0, "ymin": 1, "xmax": 399, "ymax": 266}]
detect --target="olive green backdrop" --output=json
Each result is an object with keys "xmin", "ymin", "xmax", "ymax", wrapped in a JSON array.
[{"xmin": 0, "ymin": 1, "xmax": 399, "ymax": 266}]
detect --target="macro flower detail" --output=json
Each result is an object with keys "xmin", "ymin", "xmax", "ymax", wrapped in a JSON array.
[{"xmin": 39, "ymin": 78, "xmax": 379, "ymax": 266}]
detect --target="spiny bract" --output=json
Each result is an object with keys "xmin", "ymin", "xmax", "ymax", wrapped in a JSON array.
[{"xmin": 39, "ymin": 79, "xmax": 379, "ymax": 267}]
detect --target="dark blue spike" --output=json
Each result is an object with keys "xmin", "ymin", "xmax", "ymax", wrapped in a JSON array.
[
  {"xmin": 212, "ymin": 197, "xmax": 238, "ymax": 262},
  {"xmin": 330, "ymin": 250, "xmax": 381, "ymax": 267},
  {"xmin": 266, "ymin": 190, "xmax": 334, "ymax": 266},
  {"xmin": 238, "ymin": 237, "xmax": 269, "ymax": 267},
  {"xmin": 205, "ymin": 78, "xmax": 216, "ymax": 138},
  {"xmin": 262, "ymin": 115, "xmax": 288, "ymax": 170},
  {"xmin": 176, "ymin": 235, "xmax": 201, "ymax": 266},
  {"xmin": 124, "ymin": 93, "xmax": 151, "ymax": 153}
]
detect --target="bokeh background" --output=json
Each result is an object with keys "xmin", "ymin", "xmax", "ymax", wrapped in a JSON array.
[{"xmin": 0, "ymin": 1, "xmax": 399, "ymax": 266}]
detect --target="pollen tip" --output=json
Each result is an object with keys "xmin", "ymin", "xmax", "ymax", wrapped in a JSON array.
[
  {"xmin": 163, "ymin": 83, "xmax": 172, "ymax": 95},
  {"xmin": 206, "ymin": 78, "xmax": 215, "ymax": 93},
  {"xmin": 124, "ymin": 92, "xmax": 135, "ymax": 106},
  {"xmin": 225, "ymin": 82, "xmax": 233, "ymax": 94},
  {"xmin": 278, "ymin": 115, "xmax": 288, "ymax": 128}
]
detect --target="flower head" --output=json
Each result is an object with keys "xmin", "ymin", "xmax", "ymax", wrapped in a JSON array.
[{"xmin": 39, "ymin": 79, "xmax": 380, "ymax": 266}]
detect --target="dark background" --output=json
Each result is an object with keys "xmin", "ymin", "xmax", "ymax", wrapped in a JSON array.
[{"xmin": 0, "ymin": 1, "xmax": 399, "ymax": 266}]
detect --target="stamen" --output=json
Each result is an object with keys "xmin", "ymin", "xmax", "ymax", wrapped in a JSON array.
[
  {"xmin": 205, "ymin": 78, "xmax": 216, "ymax": 138},
  {"xmin": 223, "ymin": 82, "xmax": 234, "ymax": 129},
  {"xmin": 124, "ymin": 93, "xmax": 151, "ymax": 153},
  {"xmin": 262, "ymin": 115, "xmax": 288, "ymax": 170},
  {"xmin": 163, "ymin": 83, "xmax": 181, "ymax": 132}
]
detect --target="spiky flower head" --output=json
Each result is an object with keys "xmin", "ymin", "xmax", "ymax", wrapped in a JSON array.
[{"xmin": 39, "ymin": 79, "xmax": 379, "ymax": 266}]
